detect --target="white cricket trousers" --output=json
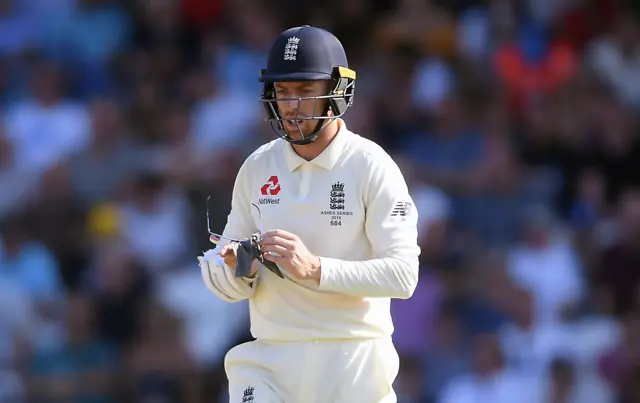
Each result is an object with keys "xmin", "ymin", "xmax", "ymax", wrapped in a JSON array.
[{"xmin": 225, "ymin": 337, "xmax": 400, "ymax": 403}]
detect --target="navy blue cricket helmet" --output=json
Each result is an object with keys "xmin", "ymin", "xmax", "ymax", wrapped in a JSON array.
[{"xmin": 259, "ymin": 25, "xmax": 356, "ymax": 145}]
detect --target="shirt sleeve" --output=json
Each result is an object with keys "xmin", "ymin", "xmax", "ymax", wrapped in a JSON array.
[
  {"xmin": 200, "ymin": 160, "xmax": 260, "ymax": 302},
  {"xmin": 318, "ymin": 152, "xmax": 420, "ymax": 298}
]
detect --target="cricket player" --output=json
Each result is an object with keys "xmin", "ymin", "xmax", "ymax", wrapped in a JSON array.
[{"xmin": 198, "ymin": 25, "xmax": 420, "ymax": 403}]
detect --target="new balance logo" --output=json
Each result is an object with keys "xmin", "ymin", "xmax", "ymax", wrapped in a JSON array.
[
  {"xmin": 242, "ymin": 386, "xmax": 254, "ymax": 402},
  {"xmin": 391, "ymin": 201, "xmax": 412, "ymax": 217}
]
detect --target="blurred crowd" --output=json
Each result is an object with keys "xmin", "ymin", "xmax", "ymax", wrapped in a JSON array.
[{"xmin": 2, "ymin": 0, "xmax": 640, "ymax": 402}]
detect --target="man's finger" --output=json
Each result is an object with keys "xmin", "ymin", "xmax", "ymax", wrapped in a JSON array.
[
  {"xmin": 262, "ymin": 229, "xmax": 296, "ymax": 241},
  {"xmin": 262, "ymin": 244, "xmax": 289, "ymax": 257},
  {"xmin": 263, "ymin": 253, "xmax": 285, "ymax": 263},
  {"xmin": 219, "ymin": 244, "xmax": 235, "ymax": 257},
  {"xmin": 260, "ymin": 236, "xmax": 293, "ymax": 249},
  {"xmin": 223, "ymin": 254, "xmax": 237, "ymax": 271}
]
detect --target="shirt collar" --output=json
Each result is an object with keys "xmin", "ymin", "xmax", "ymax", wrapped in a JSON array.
[{"xmin": 283, "ymin": 118, "xmax": 350, "ymax": 172}]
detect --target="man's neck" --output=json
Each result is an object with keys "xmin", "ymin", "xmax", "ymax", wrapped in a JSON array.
[{"xmin": 292, "ymin": 120, "xmax": 340, "ymax": 161}]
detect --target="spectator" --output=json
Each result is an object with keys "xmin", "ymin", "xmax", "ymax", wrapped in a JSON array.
[
  {"xmin": 437, "ymin": 332, "xmax": 538, "ymax": 403},
  {"xmin": 421, "ymin": 305, "xmax": 472, "ymax": 402},
  {"xmin": 4, "ymin": 60, "xmax": 90, "ymax": 173},
  {"xmin": 507, "ymin": 205, "xmax": 585, "ymax": 324},
  {"xmin": 26, "ymin": 292, "xmax": 118, "ymax": 403},
  {"xmin": 596, "ymin": 188, "xmax": 640, "ymax": 316},
  {"xmin": 0, "ymin": 213, "xmax": 65, "ymax": 351},
  {"xmin": 117, "ymin": 170, "xmax": 191, "ymax": 275},
  {"xmin": 587, "ymin": 12, "xmax": 640, "ymax": 110},
  {"xmin": 536, "ymin": 357, "xmax": 614, "ymax": 403},
  {"xmin": 124, "ymin": 300, "xmax": 202, "ymax": 403}
]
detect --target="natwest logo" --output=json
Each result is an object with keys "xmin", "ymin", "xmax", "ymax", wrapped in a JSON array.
[
  {"xmin": 260, "ymin": 176, "xmax": 281, "ymax": 196},
  {"xmin": 259, "ymin": 176, "xmax": 281, "ymax": 205}
]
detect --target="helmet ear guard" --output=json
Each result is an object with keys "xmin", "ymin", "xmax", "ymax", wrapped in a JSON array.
[
  {"xmin": 260, "ymin": 69, "xmax": 280, "ymax": 124},
  {"xmin": 328, "ymin": 66, "xmax": 356, "ymax": 117}
]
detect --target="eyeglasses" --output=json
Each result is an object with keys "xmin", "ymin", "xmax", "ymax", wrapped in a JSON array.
[{"xmin": 206, "ymin": 196, "xmax": 263, "ymax": 245}]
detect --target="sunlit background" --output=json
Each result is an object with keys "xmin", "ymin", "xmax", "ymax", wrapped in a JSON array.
[{"xmin": 2, "ymin": 0, "xmax": 640, "ymax": 402}]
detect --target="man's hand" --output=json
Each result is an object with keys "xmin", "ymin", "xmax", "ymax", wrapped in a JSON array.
[
  {"xmin": 220, "ymin": 243, "xmax": 259, "ymax": 278},
  {"xmin": 259, "ymin": 229, "xmax": 321, "ymax": 283}
]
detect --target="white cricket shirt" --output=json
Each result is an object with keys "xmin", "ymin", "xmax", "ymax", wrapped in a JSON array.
[{"xmin": 201, "ymin": 118, "xmax": 420, "ymax": 342}]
